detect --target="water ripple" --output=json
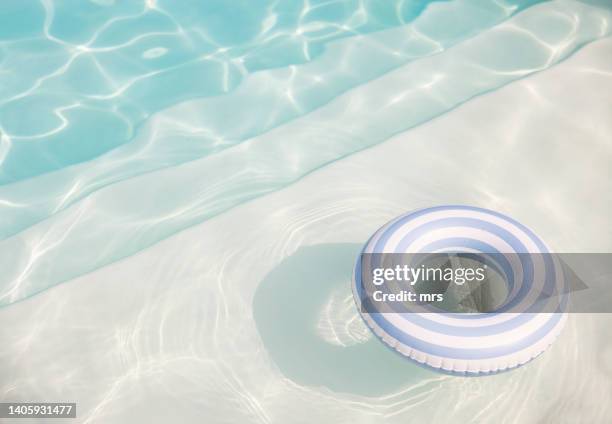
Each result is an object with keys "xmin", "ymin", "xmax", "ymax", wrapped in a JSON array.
[{"xmin": 0, "ymin": 0, "xmax": 610, "ymax": 306}]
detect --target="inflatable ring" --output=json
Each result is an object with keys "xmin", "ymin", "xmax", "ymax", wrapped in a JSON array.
[{"xmin": 352, "ymin": 205, "xmax": 568, "ymax": 375}]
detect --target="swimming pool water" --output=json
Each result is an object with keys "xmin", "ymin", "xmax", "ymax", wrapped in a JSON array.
[{"xmin": 0, "ymin": 1, "xmax": 611, "ymax": 423}]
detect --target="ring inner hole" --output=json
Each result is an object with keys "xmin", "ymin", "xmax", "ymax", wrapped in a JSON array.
[{"xmin": 412, "ymin": 254, "xmax": 510, "ymax": 313}]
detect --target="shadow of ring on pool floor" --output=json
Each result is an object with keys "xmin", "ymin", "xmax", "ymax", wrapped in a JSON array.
[{"xmin": 253, "ymin": 243, "xmax": 433, "ymax": 397}]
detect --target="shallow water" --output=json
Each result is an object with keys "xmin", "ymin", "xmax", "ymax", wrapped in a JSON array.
[
  {"xmin": 254, "ymin": 243, "xmax": 434, "ymax": 396},
  {"xmin": 0, "ymin": 1, "xmax": 611, "ymax": 423}
]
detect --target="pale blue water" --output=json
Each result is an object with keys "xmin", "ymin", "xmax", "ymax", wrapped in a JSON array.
[
  {"xmin": 1, "ymin": 0, "xmax": 544, "ymax": 183},
  {"xmin": 1, "ymin": 0, "xmax": 610, "ymax": 306},
  {"xmin": 0, "ymin": 1, "xmax": 611, "ymax": 423},
  {"xmin": 0, "ymin": 0, "xmax": 469, "ymax": 181}
]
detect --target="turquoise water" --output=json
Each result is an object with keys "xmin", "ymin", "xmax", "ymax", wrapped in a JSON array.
[
  {"xmin": 1, "ymin": 1, "xmax": 611, "ymax": 423},
  {"xmin": 1, "ymin": 0, "xmax": 610, "ymax": 305},
  {"xmin": 0, "ymin": 0, "xmax": 535, "ymax": 183}
]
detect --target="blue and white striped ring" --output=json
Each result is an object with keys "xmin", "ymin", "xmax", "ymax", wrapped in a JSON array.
[{"xmin": 352, "ymin": 205, "xmax": 567, "ymax": 375}]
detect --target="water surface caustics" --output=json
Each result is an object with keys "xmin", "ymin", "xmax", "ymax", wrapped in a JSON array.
[
  {"xmin": 0, "ymin": 0, "xmax": 542, "ymax": 183},
  {"xmin": 0, "ymin": 34, "xmax": 610, "ymax": 421},
  {"xmin": 0, "ymin": 3, "xmax": 611, "ymax": 421},
  {"xmin": 0, "ymin": 0, "xmax": 611, "ymax": 305},
  {"xmin": 0, "ymin": 0, "xmax": 542, "ymax": 233}
]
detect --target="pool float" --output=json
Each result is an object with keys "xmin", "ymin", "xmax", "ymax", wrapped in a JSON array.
[{"xmin": 352, "ymin": 205, "xmax": 568, "ymax": 375}]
